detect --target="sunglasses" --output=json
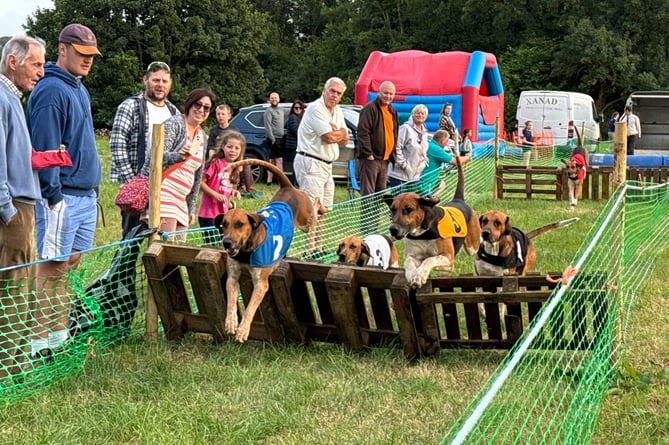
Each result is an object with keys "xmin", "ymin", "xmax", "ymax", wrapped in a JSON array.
[
  {"xmin": 146, "ymin": 61, "xmax": 171, "ymax": 74},
  {"xmin": 193, "ymin": 101, "xmax": 212, "ymax": 113}
]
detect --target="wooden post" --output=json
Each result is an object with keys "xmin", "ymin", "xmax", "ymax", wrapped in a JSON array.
[
  {"xmin": 145, "ymin": 123, "xmax": 165, "ymax": 337},
  {"xmin": 612, "ymin": 121, "xmax": 627, "ymax": 189}
]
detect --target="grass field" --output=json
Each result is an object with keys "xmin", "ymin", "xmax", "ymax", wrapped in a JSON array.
[{"xmin": 0, "ymin": 139, "xmax": 666, "ymax": 444}]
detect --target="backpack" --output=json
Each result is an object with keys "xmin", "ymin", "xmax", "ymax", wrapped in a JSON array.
[{"xmin": 68, "ymin": 223, "xmax": 156, "ymax": 341}]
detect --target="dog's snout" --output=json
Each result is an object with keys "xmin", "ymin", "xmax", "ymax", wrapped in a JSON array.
[
  {"xmin": 222, "ymin": 238, "xmax": 233, "ymax": 249},
  {"xmin": 338, "ymin": 253, "xmax": 347, "ymax": 262},
  {"xmin": 481, "ymin": 229, "xmax": 492, "ymax": 241},
  {"xmin": 389, "ymin": 225, "xmax": 403, "ymax": 239}
]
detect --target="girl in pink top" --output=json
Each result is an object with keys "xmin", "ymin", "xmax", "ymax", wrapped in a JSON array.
[{"xmin": 197, "ymin": 131, "xmax": 245, "ymax": 229}]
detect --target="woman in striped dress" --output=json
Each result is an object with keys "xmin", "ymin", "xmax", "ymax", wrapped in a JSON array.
[{"xmin": 142, "ymin": 88, "xmax": 216, "ymax": 234}]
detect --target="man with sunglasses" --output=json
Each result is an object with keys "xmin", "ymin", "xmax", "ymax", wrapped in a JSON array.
[
  {"xmin": 27, "ymin": 23, "xmax": 103, "ymax": 360},
  {"xmin": 110, "ymin": 60, "xmax": 180, "ymax": 237}
]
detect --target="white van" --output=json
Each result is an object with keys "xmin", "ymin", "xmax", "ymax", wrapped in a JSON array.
[{"xmin": 516, "ymin": 91, "xmax": 602, "ymax": 144}]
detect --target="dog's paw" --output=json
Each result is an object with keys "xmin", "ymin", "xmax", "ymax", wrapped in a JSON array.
[
  {"xmin": 235, "ymin": 323, "xmax": 251, "ymax": 343},
  {"xmin": 225, "ymin": 314, "xmax": 239, "ymax": 336}
]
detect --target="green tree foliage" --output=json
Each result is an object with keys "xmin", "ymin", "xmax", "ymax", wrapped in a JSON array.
[
  {"xmin": 24, "ymin": 0, "xmax": 271, "ymax": 128},
  {"xmin": 9, "ymin": 0, "xmax": 669, "ymax": 131}
]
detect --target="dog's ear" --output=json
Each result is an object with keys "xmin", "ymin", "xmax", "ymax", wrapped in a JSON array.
[
  {"xmin": 382, "ymin": 194, "xmax": 395, "ymax": 207},
  {"xmin": 247, "ymin": 212, "xmax": 265, "ymax": 230},
  {"xmin": 358, "ymin": 242, "xmax": 371, "ymax": 266},
  {"xmin": 418, "ymin": 195, "xmax": 440, "ymax": 208},
  {"xmin": 503, "ymin": 216, "xmax": 512, "ymax": 235},
  {"xmin": 214, "ymin": 213, "xmax": 225, "ymax": 232}
]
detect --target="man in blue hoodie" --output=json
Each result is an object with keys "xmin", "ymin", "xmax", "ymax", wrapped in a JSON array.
[
  {"xmin": 27, "ymin": 24, "xmax": 102, "ymax": 360},
  {"xmin": 0, "ymin": 35, "xmax": 45, "ymax": 376}
]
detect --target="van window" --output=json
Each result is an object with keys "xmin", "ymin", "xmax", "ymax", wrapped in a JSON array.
[
  {"xmin": 573, "ymin": 98, "xmax": 592, "ymax": 121},
  {"xmin": 542, "ymin": 95, "xmax": 569, "ymax": 122}
]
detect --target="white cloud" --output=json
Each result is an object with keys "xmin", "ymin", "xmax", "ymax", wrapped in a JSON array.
[{"xmin": 0, "ymin": 1, "xmax": 54, "ymax": 37}]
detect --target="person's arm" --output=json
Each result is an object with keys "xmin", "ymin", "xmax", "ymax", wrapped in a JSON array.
[
  {"xmin": 0, "ymin": 135, "xmax": 16, "ymax": 224},
  {"xmin": 449, "ymin": 153, "xmax": 471, "ymax": 166},
  {"xmin": 264, "ymin": 109, "xmax": 275, "ymax": 144},
  {"xmin": 355, "ymin": 106, "xmax": 373, "ymax": 158},
  {"xmin": 28, "ymin": 88, "xmax": 65, "ymax": 206},
  {"xmin": 109, "ymin": 100, "xmax": 137, "ymax": 183}
]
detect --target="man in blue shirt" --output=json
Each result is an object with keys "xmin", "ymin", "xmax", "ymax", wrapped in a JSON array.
[
  {"xmin": 0, "ymin": 35, "xmax": 45, "ymax": 376},
  {"xmin": 27, "ymin": 24, "xmax": 102, "ymax": 360}
]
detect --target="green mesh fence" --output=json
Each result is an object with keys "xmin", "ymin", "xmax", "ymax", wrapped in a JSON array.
[
  {"xmin": 443, "ymin": 180, "xmax": 669, "ymax": 444},
  {"xmin": 0, "ymin": 228, "xmax": 152, "ymax": 402},
  {"xmin": 1, "ymin": 137, "xmax": 666, "ymax": 444}
]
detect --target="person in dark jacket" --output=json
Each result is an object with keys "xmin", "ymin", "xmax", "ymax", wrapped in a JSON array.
[
  {"xmin": 355, "ymin": 81, "xmax": 399, "ymax": 196},
  {"xmin": 283, "ymin": 100, "xmax": 306, "ymax": 186}
]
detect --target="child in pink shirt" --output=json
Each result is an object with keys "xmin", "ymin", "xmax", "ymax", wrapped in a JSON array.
[{"xmin": 198, "ymin": 131, "xmax": 245, "ymax": 230}]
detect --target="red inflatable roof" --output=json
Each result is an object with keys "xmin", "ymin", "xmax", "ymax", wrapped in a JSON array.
[{"xmin": 358, "ymin": 50, "xmax": 478, "ymax": 97}]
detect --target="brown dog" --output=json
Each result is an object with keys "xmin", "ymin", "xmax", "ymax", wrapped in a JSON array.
[
  {"xmin": 215, "ymin": 159, "xmax": 325, "ymax": 342},
  {"xmin": 561, "ymin": 127, "xmax": 589, "ymax": 208},
  {"xmin": 337, "ymin": 234, "xmax": 399, "ymax": 269},
  {"xmin": 476, "ymin": 211, "xmax": 579, "ymax": 276},
  {"xmin": 383, "ymin": 156, "xmax": 480, "ymax": 287}
]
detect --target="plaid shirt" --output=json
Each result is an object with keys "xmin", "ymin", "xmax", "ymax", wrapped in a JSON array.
[{"xmin": 109, "ymin": 93, "xmax": 179, "ymax": 183}]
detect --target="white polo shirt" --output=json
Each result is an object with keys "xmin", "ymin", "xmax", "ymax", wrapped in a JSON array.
[{"xmin": 296, "ymin": 96, "xmax": 347, "ymax": 162}]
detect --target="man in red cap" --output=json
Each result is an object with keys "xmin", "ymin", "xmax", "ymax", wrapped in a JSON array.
[{"xmin": 27, "ymin": 23, "xmax": 102, "ymax": 361}]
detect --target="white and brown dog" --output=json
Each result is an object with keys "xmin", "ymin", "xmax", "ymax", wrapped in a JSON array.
[
  {"xmin": 383, "ymin": 156, "xmax": 480, "ymax": 287},
  {"xmin": 337, "ymin": 234, "xmax": 399, "ymax": 269},
  {"xmin": 215, "ymin": 159, "xmax": 325, "ymax": 342},
  {"xmin": 476, "ymin": 210, "xmax": 579, "ymax": 276}
]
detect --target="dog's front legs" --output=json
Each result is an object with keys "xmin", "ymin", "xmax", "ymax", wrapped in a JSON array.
[
  {"xmin": 404, "ymin": 256, "xmax": 421, "ymax": 287},
  {"xmin": 225, "ymin": 258, "xmax": 242, "ymax": 336},
  {"xmin": 415, "ymin": 255, "xmax": 452, "ymax": 287},
  {"xmin": 235, "ymin": 268, "xmax": 272, "ymax": 343}
]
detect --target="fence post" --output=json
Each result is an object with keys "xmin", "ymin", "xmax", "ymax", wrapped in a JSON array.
[
  {"xmin": 613, "ymin": 122, "xmax": 627, "ymax": 188},
  {"xmin": 145, "ymin": 124, "xmax": 165, "ymax": 338}
]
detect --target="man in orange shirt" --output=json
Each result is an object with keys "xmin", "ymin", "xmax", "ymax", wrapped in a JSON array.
[{"xmin": 356, "ymin": 81, "xmax": 399, "ymax": 196}]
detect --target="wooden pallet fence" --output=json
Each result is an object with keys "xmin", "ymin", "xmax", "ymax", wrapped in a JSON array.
[
  {"xmin": 142, "ymin": 242, "xmax": 607, "ymax": 359},
  {"xmin": 497, "ymin": 165, "xmax": 669, "ymax": 200}
]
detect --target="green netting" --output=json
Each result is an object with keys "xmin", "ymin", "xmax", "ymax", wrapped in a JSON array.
[
  {"xmin": 443, "ymin": 180, "xmax": 669, "ymax": 444},
  {"xmin": 1, "ymin": 137, "xmax": 667, "ymax": 445},
  {"xmin": 500, "ymin": 137, "xmax": 613, "ymax": 167}
]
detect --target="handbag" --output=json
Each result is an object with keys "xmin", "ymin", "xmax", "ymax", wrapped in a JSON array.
[
  {"xmin": 32, "ymin": 145, "xmax": 73, "ymax": 169},
  {"xmin": 115, "ymin": 174, "xmax": 150, "ymax": 214},
  {"xmin": 114, "ymin": 160, "xmax": 186, "ymax": 214}
]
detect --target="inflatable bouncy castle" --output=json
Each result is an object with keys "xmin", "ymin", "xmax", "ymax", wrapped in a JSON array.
[{"xmin": 355, "ymin": 50, "xmax": 504, "ymax": 141}]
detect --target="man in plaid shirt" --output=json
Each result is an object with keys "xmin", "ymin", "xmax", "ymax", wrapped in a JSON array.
[{"xmin": 110, "ymin": 61, "xmax": 179, "ymax": 237}]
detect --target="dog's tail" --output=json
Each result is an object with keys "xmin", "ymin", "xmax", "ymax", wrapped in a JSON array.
[
  {"xmin": 526, "ymin": 217, "xmax": 579, "ymax": 239},
  {"xmin": 452, "ymin": 152, "xmax": 465, "ymax": 201},
  {"xmin": 227, "ymin": 159, "xmax": 293, "ymax": 189}
]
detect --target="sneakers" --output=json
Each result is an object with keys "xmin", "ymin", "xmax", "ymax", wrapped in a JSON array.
[
  {"xmin": 29, "ymin": 348, "xmax": 54, "ymax": 365},
  {"xmin": 241, "ymin": 189, "xmax": 263, "ymax": 199}
]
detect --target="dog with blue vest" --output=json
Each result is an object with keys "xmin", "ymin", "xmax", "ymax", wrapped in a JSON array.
[{"xmin": 215, "ymin": 159, "xmax": 325, "ymax": 342}]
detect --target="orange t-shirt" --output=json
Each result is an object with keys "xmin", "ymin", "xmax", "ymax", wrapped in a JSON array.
[{"xmin": 381, "ymin": 105, "xmax": 395, "ymax": 160}]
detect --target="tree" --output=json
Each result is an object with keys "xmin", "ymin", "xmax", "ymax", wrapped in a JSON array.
[{"xmin": 25, "ymin": 0, "xmax": 272, "ymax": 128}]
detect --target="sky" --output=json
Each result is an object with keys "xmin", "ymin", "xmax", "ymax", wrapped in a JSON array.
[{"xmin": 0, "ymin": 1, "xmax": 54, "ymax": 37}]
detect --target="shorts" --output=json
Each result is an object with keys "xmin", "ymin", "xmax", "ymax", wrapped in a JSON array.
[
  {"xmin": 293, "ymin": 154, "xmax": 334, "ymax": 207},
  {"xmin": 36, "ymin": 194, "xmax": 98, "ymax": 260}
]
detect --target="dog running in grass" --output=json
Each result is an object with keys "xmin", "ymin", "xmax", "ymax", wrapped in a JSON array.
[
  {"xmin": 561, "ymin": 127, "xmax": 589, "ymax": 208},
  {"xmin": 383, "ymin": 155, "xmax": 480, "ymax": 288},
  {"xmin": 476, "ymin": 210, "xmax": 579, "ymax": 276},
  {"xmin": 215, "ymin": 159, "xmax": 326, "ymax": 342}
]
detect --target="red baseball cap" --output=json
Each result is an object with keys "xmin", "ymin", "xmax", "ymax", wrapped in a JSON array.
[{"xmin": 58, "ymin": 23, "xmax": 101, "ymax": 56}]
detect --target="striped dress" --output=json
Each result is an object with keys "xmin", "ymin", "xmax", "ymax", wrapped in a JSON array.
[{"xmin": 160, "ymin": 127, "xmax": 205, "ymax": 226}]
